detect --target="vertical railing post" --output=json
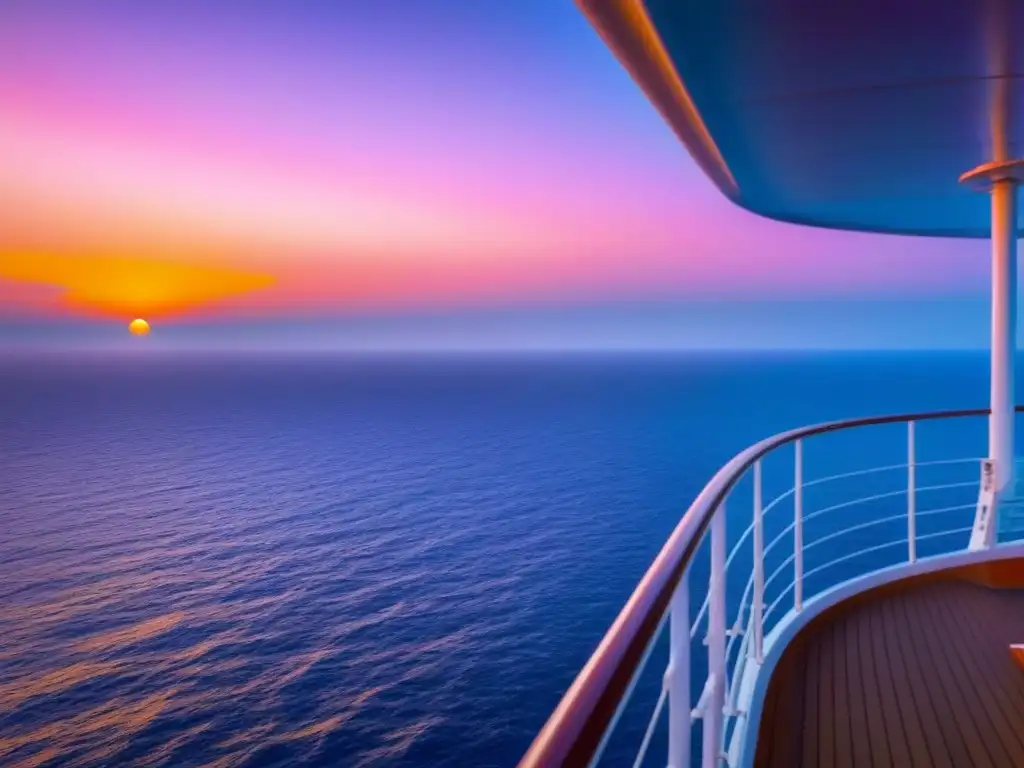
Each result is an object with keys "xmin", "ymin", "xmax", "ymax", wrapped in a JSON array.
[
  {"xmin": 794, "ymin": 440, "xmax": 804, "ymax": 612},
  {"xmin": 703, "ymin": 502, "xmax": 727, "ymax": 768},
  {"xmin": 908, "ymin": 421, "xmax": 917, "ymax": 563},
  {"xmin": 667, "ymin": 571, "xmax": 690, "ymax": 768},
  {"xmin": 752, "ymin": 460, "xmax": 764, "ymax": 664}
]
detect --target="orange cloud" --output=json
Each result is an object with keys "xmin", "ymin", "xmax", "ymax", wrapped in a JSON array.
[{"xmin": 0, "ymin": 253, "xmax": 275, "ymax": 319}]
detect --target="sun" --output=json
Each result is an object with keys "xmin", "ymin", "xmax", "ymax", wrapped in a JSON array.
[{"xmin": 129, "ymin": 318, "xmax": 151, "ymax": 336}]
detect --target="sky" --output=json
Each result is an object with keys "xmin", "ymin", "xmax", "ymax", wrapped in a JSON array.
[{"xmin": 0, "ymin": 0, "xmax": 1006, "ymax": 350}]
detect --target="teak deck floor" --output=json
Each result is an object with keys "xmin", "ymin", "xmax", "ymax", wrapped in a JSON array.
[{"xmin": 754, "ymin": 579, "xmax": 1024, "ymax": 768}]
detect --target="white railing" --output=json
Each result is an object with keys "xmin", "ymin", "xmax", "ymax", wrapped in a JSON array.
[{"xmin": 519, "ymin": 407, "xmax": 1023, "ymax": 768}]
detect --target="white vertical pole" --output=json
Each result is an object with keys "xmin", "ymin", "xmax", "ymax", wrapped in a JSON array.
[
  {"xmin": 668, "ymin": 572, "xmax": 690, "ymax": 768},
  {"xmin": 990, "ymin": 178, "xmax": 1017, "ymax": 501},
  {"xmin": 908, "ymin": 421, "xmax": 917, "ymax": 563},
  {"xmin": 752, "ymin": 461, "xmax": 764, "ymax": 664},
  {"xmin": 794, "ymin": 440, "xmax": 803, "ymax": 612},
  {"xmin": 703, "ymin": 504, "xmax": 726, "ymax": 768}
]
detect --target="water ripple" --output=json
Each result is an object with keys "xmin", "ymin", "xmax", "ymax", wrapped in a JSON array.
[{"xmin": 5, "ymin": 353, "xmax": 948, "ymax": 766}]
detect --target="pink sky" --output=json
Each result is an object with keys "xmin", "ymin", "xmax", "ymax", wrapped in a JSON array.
[{"xmin": 0, "ymin": 0, "xmax": 992, "ymax": 325}]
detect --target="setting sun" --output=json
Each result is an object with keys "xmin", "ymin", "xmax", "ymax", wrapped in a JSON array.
[{"xmin": 129, "ymin": 318, "xmax": 150, "ymax": 336}]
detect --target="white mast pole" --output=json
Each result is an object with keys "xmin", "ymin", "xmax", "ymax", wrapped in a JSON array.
[
  {"xmin": 962, "ymin": 158, "xmax": 1022, "ymax": 548},
  {"xmin": 966, "ymin": 7, "xmax": 1020, "ymax": 543},
  {"xmin": 990, "ymin": 177, "xmax": 1017, "ymax": 498}
]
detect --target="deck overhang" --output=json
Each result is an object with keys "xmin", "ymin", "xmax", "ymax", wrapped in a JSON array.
[{"xmin": 578, "ymin": 0, "xmax": 1024, "ymax": 237}]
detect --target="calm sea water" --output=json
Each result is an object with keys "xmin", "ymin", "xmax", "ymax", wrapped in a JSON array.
[{"xmin": 0, "ymin": 351, "xmax": 1006, "ymax": 767}]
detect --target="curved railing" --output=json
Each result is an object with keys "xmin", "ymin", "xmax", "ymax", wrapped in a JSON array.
[{"xmin": 519, "ymin": 406, "xmax": 1024, "ymax": 768}]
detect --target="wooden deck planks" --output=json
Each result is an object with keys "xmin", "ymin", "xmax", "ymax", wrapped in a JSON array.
[
  {"xmin": 843, "ymin": 605, "xmax": 873, "ymax": 768},
  {"xmin": 947, "ymin": 592, "xmax": 1024, "ymax": 757},
  {"xmin": 802, "ymin": 630, "xmax": 820, "ymax": 766},
  {"xmin": 856, "ymin": 599, "xmax": 892, "ymax": 767},
  {"xmin": 868, "ymin": 599, "xmax": 912, "ymax": 768},
  {"xmin": 878, "ymin": 596, "xmax": 942, "ymax": 768},
  {"xmin": 820, "ymin": 621, "xmax": 840, "ymax": 766},
  {"xmin": 924, "ymin": 590, "xmax": 1019, "ymax": 765},
  {"xmin": 765, "ymin": 633, "xmax": 805, "ymax": 767},
  {"xmin": 754, "ymin": 579, "xmax": 1024, "ymax": 767},
  {"xmin": 830, "ymin": 605, "xmax": 854, "ymax": 768},
  {"xmin": 904, "ymin": 589, "xmax": 993, "ymax": 767}
]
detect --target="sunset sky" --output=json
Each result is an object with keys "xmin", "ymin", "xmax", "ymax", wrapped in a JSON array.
[{"xmin": 0, "ymin": 0, "xmax": 1002, "ymax": 349}]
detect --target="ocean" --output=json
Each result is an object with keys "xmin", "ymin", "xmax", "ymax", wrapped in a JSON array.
[{"xmin": 0, "ymin": 351, "xmax": 1003, "ymax": 767}]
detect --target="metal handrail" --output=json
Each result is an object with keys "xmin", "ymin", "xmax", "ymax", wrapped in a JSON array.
[
  {"xmin": 721, "ymin": 500, "xmax": 976, "ymax": 721},
  {"xmin": 517, "ymin": 405, "xmax": 1013, "ymax": 768},
  {"xmin": 761, "ymin": 524, "xmax": 975, "ymax": 627},
  {"xmin": 686, "ymin": 456, "xmax": 983, "ymax": 639}
]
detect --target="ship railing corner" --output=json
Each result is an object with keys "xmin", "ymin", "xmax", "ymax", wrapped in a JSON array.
[{"xmin": 518, "ymin": 406, "xmax": 1024, "ymax": 768}]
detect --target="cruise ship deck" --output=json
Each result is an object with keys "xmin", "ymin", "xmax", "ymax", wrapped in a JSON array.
[
  {"xmin": 755, "ymin": 570, "xmax": 1024, "ymax": 768},
  {"xmin": 520, "ymin": 2, "xmax": 1024, "ymax": 766}
]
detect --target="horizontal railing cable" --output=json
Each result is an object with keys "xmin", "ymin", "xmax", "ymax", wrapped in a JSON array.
[{"xmin": 762, "ymin": 524, "xmax": 976, "ymax": 626}]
